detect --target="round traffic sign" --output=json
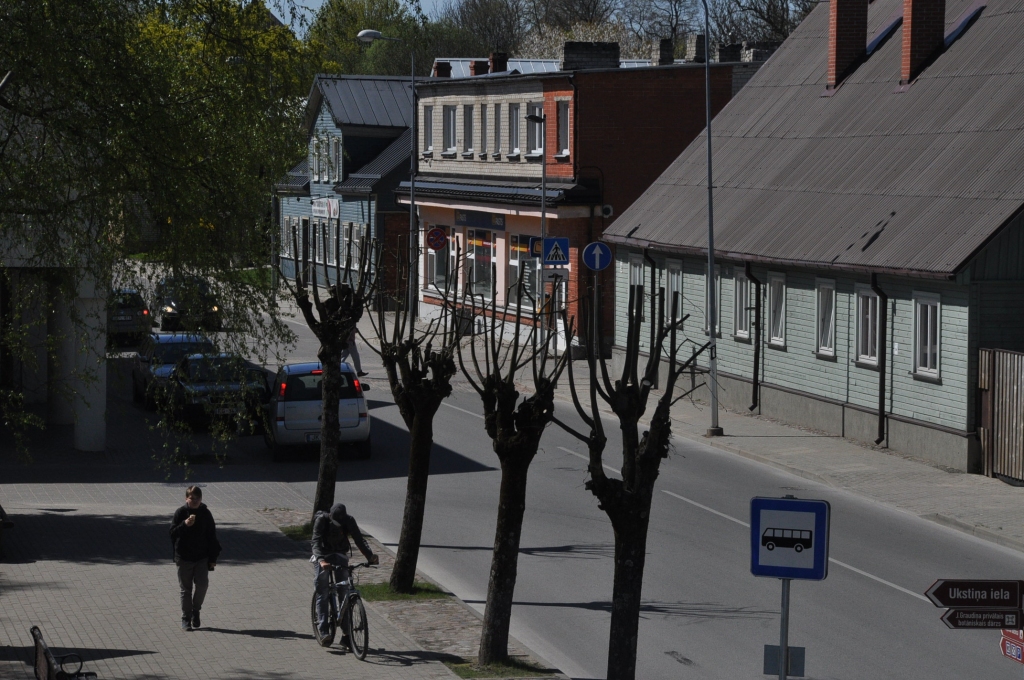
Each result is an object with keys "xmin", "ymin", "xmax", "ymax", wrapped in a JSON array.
[
  {"xmin": 426, "ymin": 227, "xmax": 448, "ymax": 251},
  {"xmin": 582, "ymin": 241, "xmax": 612, "ymax": 271}
]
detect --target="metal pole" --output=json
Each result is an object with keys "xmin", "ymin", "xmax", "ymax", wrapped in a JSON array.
[
  {"xmin": 541, "ymin": 118, "xmax": 549, "ymax": 350},
  {"xmin": 408, "ymin": 50, "xmax": 417, "ymax": 341},
  {"xmin": 702, "ymin": 2, "xmax": 722, "ymax": 437},
  {"xmin": 779, "ymin": 578, "xmax": 791, "ymax": 680}
]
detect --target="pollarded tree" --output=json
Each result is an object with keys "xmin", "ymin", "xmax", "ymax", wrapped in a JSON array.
[
  {"xmin": 557, "ymin": 273, "xmax": 709, "ymax": 680},
  {"xmin": 279, "ymin": 221, "xmax": 380, "ymax": 519},
  {"xmin": 455, "ymin": 271, "xmax": 572, "ymax": 664}
]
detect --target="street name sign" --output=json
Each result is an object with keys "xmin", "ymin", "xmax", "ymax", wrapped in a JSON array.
[
  {"xmin": 750, "ymin": 497, "xmax": 830, "ymax": 580},
  {"xmin": 941, "ymin": 608, "xmax": 1023, "ymax": 629},
  {"xmin": 925, "ymin": 580, "xmax": 1023, "ymax": 609},
  {"xmin": 1002, "ymin": 636, "xmax": 1024, "ymax": 665},
  {"xmin": 582, "ymin": 242, "xmax": 612, "ymax": 271},
  {"xmin": 542, "ymin": 238, "xmax": 570, "ymax": 266}
]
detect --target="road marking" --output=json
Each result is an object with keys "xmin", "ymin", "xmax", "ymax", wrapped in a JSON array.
[
  {"xmin": 660, "ymin": 489, "xmax": 930, "ymax": 603},
  {"xmin": 558, "ymin": 446, "xmax": 618, "ymax": 475},
  {"xmin": 441, "ymin": 402, "xmax": 484, "ymax": 420}
]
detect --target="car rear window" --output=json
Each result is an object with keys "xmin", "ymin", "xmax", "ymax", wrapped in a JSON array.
[
  {"xmin": 154, "ymin": 342, "xmax": 215, "ymax": 364},
  {"xmin": 283, "ymin": 372, "xmax": 358, "ymax": 401},
  {"xmin": 114, "ymin": 292, "xmax": 144, "ymax": 308}
]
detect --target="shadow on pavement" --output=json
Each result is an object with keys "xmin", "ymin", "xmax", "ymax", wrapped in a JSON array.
[
  {"xmin": 0, "ymin": 645, "xmax": 156, "ymax": 664},
  {"xmin": 462, "ymin": 598, "xmax": 777, "ymax": 620},
  {"xmin": 363, "ymin": 649, "xmax": 462, "ymax": 666},
  {"xmin": 409, "ymin": 542, "xmax": 614, "ymax": 559},
  {"xmin": 201, "ymin": 627, "xmax": 314, "ymax": 641}
]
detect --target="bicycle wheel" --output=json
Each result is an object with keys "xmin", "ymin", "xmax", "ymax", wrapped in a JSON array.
[
  {"xmin": 310, "ymin": 592, "xmax": 336, "ymax": 647},
  {"xmin": 345, "ymin": 595, "xmax": 369, "ymax": 660}
]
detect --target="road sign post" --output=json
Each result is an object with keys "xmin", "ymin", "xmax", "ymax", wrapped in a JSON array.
[
  {"xmin": 582, "ymin": 242, "xmax": 612, "ymax": 271},
  {"xmin": 542, "ymin": 237, "xmax": 570, "ymax": 266}
]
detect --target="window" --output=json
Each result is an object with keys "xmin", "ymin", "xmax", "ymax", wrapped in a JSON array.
[
  {"xmin": 467, "ymin": 229, "xmax": 495, "ymax": 298},
  {"xmin": 508, "ymin": 104, "xmax": 520, "ymax": 155},
  {"xmin": 480, "ymin": 105, "xmax": 488, "ymax": 155},
  {"xmin": 706, "ymin": 265, "xmax": 722, "ymax": 334},
  {"xmin": 527, "ymin": 103, "xmax": 544, "ymax": 154},
  {"xmin": 816, "ymin": 280, "xmax": 835, "ymax": 355},
  {"xmin": 443, "ymin": 105, "xmax": 457, "ymax": 152},
  {"xmin": 493, "ymin": 104, "xmax": 501, "ymax": 155},
  {"xmin": 767, "ymin": 273, "xmax": 785, "ymax": 345},
  {"xmin": 280, "ymin": 217, "xmax": 293, "ymax": 258},
  {"xmin": 311, "ymin": 139, "xmax": 320, "ymax": 182},
  {"xmin": 914, "ymin": 293, "xmax": 940, "ymax": 377},
  {"xmin": 666, "ymin": 262, "xmax": 682, "ymax": 323},
  {"xmin": 857, "ymin": 288, "xmax": 879, "ymax": 363},
  {"xmin": 423, "ymin": 106, "xmax": 433, "ymax": 151},
  {"xmin": 734, "ymin": 273, "xmax": 750, "ymax": 338},
  {"xmin": 629, "ymin": 253, "xmax": 645, "ymax": 320},
  {"xmin": 508, "ymin": 234, "xmax": 539, "ymax": 303},
  {"xmin": 326, "ymin": 219, "xmax": 338, "ymax": 265},
  {"xmin": 557, "ymin": 101, "xmax": 569, "ymax": 156},
  {"xmin": 463, "ymin": 104, "xmax": 474, "ymax": 155},
  {"xmin": 426, "ymin": 225, "xmax": 451, "ymax": 291}
]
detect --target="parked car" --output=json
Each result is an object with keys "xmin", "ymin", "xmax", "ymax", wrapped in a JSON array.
[
  {"xmin": 107, "ymin": 289, "xmax": 152, "ymax": 345},
  {"xmin": 164, "ymin": 353, "xmax": 269, "ymax": 430},
  {"xmin": 264, "ymin": 362, "xmax": 371, "ymax": 461},
  {"xmin": 154, "ymin": 276, "xmax": 222, "ymax": 332},
  {"xmin": 132, "ymin": 333, "xmax": 215, "ymax": 409}
]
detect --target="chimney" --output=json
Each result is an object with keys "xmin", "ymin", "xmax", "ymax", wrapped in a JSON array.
[
  {"xmin": 561, "ymin": 42, "xmax": 620, "ymax": 71},
  {"xmin": 828, "ymin": 0, "xmax": 868, "ymax": 87},
  {"xmin": 469, "ymin": 60, "xmax": 490, "ymax": 76},
  {"xmin": 489, "ymin": 52, "xmax": 509, "ymax": 73},
  {"xmin": 902, "ymin": 0, "xmax": 946, "ymax": 83},
  {"xmin": 718, "ymin": 43, "xmax": 742, "ymax": 62},
  {"xmin": 686, "ymin": 34, "xmax": 706, "ymax": 63},
  {"xmin": 432, "ymin": 61, "xmax": 452, "ymax": 78},
  {"xmin": 653, "ymin": 38, "xmax": 674, "ymax": 66}
]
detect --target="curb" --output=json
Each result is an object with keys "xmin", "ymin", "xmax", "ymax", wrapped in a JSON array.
[{"xmin": 919, "ymin": 512, "xmax": 1024, "ymax": 553}]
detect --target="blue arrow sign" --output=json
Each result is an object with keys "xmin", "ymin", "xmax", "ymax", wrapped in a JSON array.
[
  {"xmin": 750, "ymin": 496, "xmax": 830, "ymax": 581},
  {"xmin": 543, "ymin": 237, "xmax": 570, "ymax": 266},
  {"xmin": 582, "ymin": 242, "xmax": 612, "ymax": 271}
]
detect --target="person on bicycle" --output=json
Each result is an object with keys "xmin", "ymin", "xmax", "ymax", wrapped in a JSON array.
[{"xmin": 311, "ymin": 503, "xmax": 378, "ymax": 641}]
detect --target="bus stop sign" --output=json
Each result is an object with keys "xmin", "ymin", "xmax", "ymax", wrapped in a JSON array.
[{"xmin": 751, "ymin": 496, "xmax": 830, "ymax": 581}]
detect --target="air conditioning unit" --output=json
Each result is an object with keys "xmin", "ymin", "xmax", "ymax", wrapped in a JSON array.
[{"xmin": 600, "ymin": 204, "xmax": 614, "ymax": 218}]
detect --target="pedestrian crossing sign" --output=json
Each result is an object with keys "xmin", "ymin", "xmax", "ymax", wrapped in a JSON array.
[{"xmin": 543, "ymin": 237, "xmax": 570, "ymax": 266}]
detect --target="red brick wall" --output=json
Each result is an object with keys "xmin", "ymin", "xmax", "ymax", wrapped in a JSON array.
[
  {"xmin": 829, "ymin": 0, "xmax": 868, "ymax": 86},
  {"xmin": 543, "ymin": 80, "xmax": 575, "ymax": 179},
  {"xmin": 902, "ymin": 0, "xmax": 946, "ymax": 82}
]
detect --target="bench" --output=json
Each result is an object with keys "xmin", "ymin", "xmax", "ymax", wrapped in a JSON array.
[{"xmin": 30, "ymin": 626, "xmax": 97, "ymax": 680}]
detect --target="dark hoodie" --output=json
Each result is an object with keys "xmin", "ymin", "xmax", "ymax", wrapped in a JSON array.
[
  {"xmin": 170, "ymin": 503, "xmax": 222, "ymax": 563},
  {"xmin": 311, "ymin": 503, "xmax": 372, "ymax": 561}
]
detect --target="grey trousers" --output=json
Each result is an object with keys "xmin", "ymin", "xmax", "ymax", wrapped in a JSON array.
[
  {"xmin": 340, "ymin": 338, "xmax": 362, "ymax": 372},
  {"xmin": 176, "ymin": 558, "xmax": 209, "ymax": 617}
]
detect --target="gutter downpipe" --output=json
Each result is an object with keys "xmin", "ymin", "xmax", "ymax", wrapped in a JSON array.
[
  {"xmin": 745, "ymin": 263, "xmax": 761, "ymax": 411},
  {"xmin": 871, "ymin": 273, "xmax": 888, "ymax": 445}
]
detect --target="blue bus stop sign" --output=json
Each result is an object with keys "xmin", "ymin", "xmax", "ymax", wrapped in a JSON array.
[
  {"xmin": 582, "ymin": 242, "xmax": 612, "ymax": 271},
  {"xmin": 750, "ymin": 497, "xmax": 830, "ymax": 580}
]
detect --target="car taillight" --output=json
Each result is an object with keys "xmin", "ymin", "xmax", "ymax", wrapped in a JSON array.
[
  {"xmin": 311, "ymin": 369, "xmax": 323, "ymax": 375},
  {"xmin": 279, "ymin": 382, "xmax": 287, "ymax": 398},
  {"xmin": 353, "ymin": 378, "xmax": 362, "ymax": 395},
  {"xmin": 142, "ymin": 309, "xmax": 149, "ymax": 316}
]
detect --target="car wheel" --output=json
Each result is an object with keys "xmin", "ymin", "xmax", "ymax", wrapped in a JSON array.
[{"xmin": 353, "ymin": 437, "xmax": 372, "ymax": 460}]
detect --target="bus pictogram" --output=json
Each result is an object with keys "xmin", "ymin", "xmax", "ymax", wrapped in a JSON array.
[{"xmin": 762, "ymin": 528, "xmax": 813, "ymax": 553}]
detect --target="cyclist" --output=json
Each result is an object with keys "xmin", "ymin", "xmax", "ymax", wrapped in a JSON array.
[{"xmin": 311, "ymin": 503, "xmax": 378, "ymax": 644}]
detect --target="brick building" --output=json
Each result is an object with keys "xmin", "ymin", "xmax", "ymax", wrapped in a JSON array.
[{"xmin": 398, "ymin": 42, "xmax": 753, "ymax": 347}]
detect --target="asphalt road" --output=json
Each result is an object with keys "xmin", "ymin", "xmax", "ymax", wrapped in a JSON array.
[{"xmin": 275, "ymin": 315, "xmax": 1024, "ymax": 679}]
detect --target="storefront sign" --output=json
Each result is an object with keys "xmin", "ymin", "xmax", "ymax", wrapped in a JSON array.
[
  {"xmin": 455, "ymin": 209, "xmax": 505, "ymax": 231},
  {"xmin": 312, "ymin": 198, "xmax": 339, "ymax": 219}
]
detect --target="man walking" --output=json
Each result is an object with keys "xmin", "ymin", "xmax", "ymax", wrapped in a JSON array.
[
  {"xmin": 170, "ymin": 486, "xmax": 221, "ymax": 631},
  {"xmin": 340, "ymin": 328, "xmax": 367, "ymax": 377},
  {"xmin": 312, "ymin": 503, "xmax": 377, "ymax": 645}
]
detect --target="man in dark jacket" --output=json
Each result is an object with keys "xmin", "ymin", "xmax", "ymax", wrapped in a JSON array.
[
  {"xmin": 312, "ymin": 503, "xmax": 377, "ymax": 643},
  {"xmin": 170, "ymin": 486, "xmax": 221, "ymax": 631}
]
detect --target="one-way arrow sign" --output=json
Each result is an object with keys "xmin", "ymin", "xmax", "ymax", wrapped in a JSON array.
[
  {"xmin": 942, "ymin": 608, "xmax": 1023, "ymax": 629},
  {"xmin": 926, "ymin": 580, "xmax": 1023, "ymax": 609}
]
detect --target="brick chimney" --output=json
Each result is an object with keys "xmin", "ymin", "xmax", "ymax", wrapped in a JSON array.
[
  {"xmin": 686, "ymin": 34, "xmax": 706, "ymax": 63},
  {"xmin": 654, "ymin": 38, "xmax": 674, "ymax": 66},
  {"xmin": 902, "ymin": 0, "xmax": 946, "ymax": 82},
  {"xmin": 828, "ymin": 0, "xmax": 868, "ymax": 87},
  {"xmin": 469, "ymin": 60, "xmax": 489, "ymax": 76},
  {"xmin": 561, "ymin": 42, "xmax": 620, "ymax": 71},
  {"xmin": 489, "ymin": 52, "xmax": 509, "ymax": 73},
  {"xmin": 432, "ymin": 61, "xmax": 452, "ymax": 78}
]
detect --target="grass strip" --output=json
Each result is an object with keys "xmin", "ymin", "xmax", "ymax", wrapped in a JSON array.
[
  {"xmin": 280, "ymin": 522, "xmax": 312, "ymax": 541},
  {"xmin": 359, "ymin": 581, "xmax": 449, "ymax": 601},
  {"xmin": 443, "ymin": 658, "xmax": 558, "ymax": 678}
]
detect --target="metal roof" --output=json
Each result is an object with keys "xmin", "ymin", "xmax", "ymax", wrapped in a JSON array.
[
  {"xmin": 604, "ymin": 0, "xmax": 1024, "ymax": 278},
  {"xmin": 273, "ymin": 158, "xmax": 310, "ymax": 195},
  {"xmin": 335, "ymin": 129, "xmax": 411, "ymax": 195},
  {"xmin": 309, "ymin": 75, "xmax": 413, "ymax": 130},
  {"xmin": 396, "ymin": 176, "xmax": 598, "ymax": 206},
  {"xmin": 438, "ymin": 58, "xmax": 687, "ymax": 78}
]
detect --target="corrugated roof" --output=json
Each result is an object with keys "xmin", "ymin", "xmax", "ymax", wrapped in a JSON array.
[
  {"xmin": 311, "ymin": 75, "xmax": 413, "ymax": 129},
  {"xmin": 274, "ymin": 158, "xmax": 310, "ymax": 195},
  {"xmin": 335, "ymin": 129, "xmax": 411, "ymax": 194},
  {"xmin": 439, "ymin": 58, "xmax": 687, "ymax": 78},
  {"xmin": 395, "ymin": 176, "xmax": 598, "ymax": 205},
  {"xmin": 604, "ymin": 0, "xmax": 1024, "ymax": 278}
]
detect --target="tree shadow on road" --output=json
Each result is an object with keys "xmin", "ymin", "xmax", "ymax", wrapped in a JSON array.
[
  {"xmin": 201, "ymin": 627, "xmax": 314, "ymax": 641},
  {"xmin": 462, "ymin": 597, "xmax": 777, "ymax": 620},
  {"xmin": 0, "ymin": 645, "xmax": 156, "ymax": 665}
]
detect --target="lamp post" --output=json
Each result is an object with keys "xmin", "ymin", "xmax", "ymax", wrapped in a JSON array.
[
  {"xmin": 525, "ymin": 111, "xmax": 551, "ymax": 350},
  {"xmin": 698, "ymin": 4, "xmax": 723, "ymax": 437},
  {"xmin": 358, "ymin": 29, "xmax": 417, "ymax": 337}
]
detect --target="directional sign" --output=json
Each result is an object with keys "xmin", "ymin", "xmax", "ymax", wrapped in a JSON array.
[
  {"xmin": 582, "ymin": 242, "xmax": 612, "ymax": 271},
  {"xmin": 925, "ymin": 580, "xmax": 1023, "ymax": 609},
  {"xmin": 942, "ymin": 609, "xmax": 1023, "ymax": 629},
  {"xmin": 750, "ymin": 497, "xmax": 830, "ymax": 581},
  {"xmin": 542, "ymin": 237, "xmax": 570, "ymax": 266},
  {"xmin": 1004, "ymin": 629, "xmax": 1024, "ymax": 643},
  {"xmin": 1002, "ymin": 636, "xmax": 1024, "ymax": 665},
  {"xmin": 426, "ymin": 227, "xmax": 448, "ymax": 251}
]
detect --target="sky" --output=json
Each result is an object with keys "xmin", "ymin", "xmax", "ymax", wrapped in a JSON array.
[{"xmin": 283, "ymin": 0, "xmax": 445, "ymax": 33}]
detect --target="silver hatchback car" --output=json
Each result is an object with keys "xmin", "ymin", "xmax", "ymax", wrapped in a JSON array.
[{"xmin": 264, "ymin": 362, "xmax": 371, "ymax": 461}]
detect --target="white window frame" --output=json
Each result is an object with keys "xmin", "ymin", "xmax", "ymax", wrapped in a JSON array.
[
  {"xmin": 331, "ymin": 138, "xmax": 341, "ymax": 182},
  {"xmin": 628, "ymin": 253, "xmax": 645, "ymax": 321},
  {"xmin": 767, "ymin": 272, "xmax": 786, "ymax": 346},
  {"xmin": 734, "ymin": 272, "xmax": 750, "ymax": 339},
  {"xmin": 480, "ymin": 104, "xmax": 488, "ymax": 155},
  {"xmin": 856, "ymin": 286, "xmax": 879, "ymax": 364},
  {"xmin": 311, "ymin": 139, "xmax": 320, "ymax": 182},
  {"xmin": 913, "ymin": 292, "xmax": 941, "ymax": 378},
  {"xmin": 508, "ymin": 103, "xmax": 520, "ymax": 154},
  {"xmin": 816, "ymin": 279, "xmax": 836, "ymax": 356},
  {"xmin": 665, "ymin": 260, "xmax": 682, "ymax": 323},
  {"xmin": 423, "ymin": 105, "xmax": 433, "ymax": 152},
  {"xmin": 508, "ymin": 233, "xmax": 539, "ymax": 304},
  {"xmin": 467, "ymin": 228, "xmax": 496, "ymax": 299},
  {"xmin": 557, "ymin": 101, "xmax": 570, "ymax": 156},
  {"xmin": 493, "ymin": 103, "xmax": 501, "ymax": 155},
  {"xmin": 463, "ymin": 104, "xmax": 474, "ymax": 154},
  {"xmin": 425, "ymin": 225, "xmax": 451, "ymax": 292},
  {"xmin": 527, "ymin": 102, "xmax": 544, "ymax": 154},
  {"xmin": 443, "ymin": 105, "xmax": 457, "ymax": 152},
  {"xmin": 705, "ymin": 265, "xmax": 722, "ymax": 335}
]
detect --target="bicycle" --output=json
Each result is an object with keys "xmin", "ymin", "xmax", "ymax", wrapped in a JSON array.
[{"xmin": 311, "ymin": 561, "xmax": 372, "ymax": 659}]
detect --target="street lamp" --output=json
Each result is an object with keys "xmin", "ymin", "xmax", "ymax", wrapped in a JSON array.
[
  {"xmin": 698, "ymin": 3, "xmax": 723, "ymax": 438},
  {"xmin": 526, "ymin": 112, "xmax": 551, "ymax": 349},
  {"xmin": 358, "ymin": 29, "xmax": 417, "ymax": 337}
]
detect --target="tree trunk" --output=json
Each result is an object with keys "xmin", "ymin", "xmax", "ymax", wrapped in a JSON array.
[
  {"xmin": 478, "ymin": 456, "xmax": 530, "ymax": 664},
  {"xmin": 312, "ymin": 344, "xmax": 343, "ymax": 519},
  {"xmin": 390, "ymin": 412, "xmax": 434, "ymax": 592},
  {"xmin": 606, "ymin": 499, "xmax": 652, "ymax": 680}
]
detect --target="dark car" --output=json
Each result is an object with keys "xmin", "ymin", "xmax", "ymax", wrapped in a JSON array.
[
  {"xmin": 132, "ymin": 333, "xmax": 215, "ymax": 408},
  {"xmin": 108, "ymin": 289, "xmax": 152, "ymax": 345},
  {"xmin": 154, "ymin": 276, "xmax": 222, "ymax": 332},
  {"xmin": 164, "ymin": 353, "xmax": 269, "ymax": 430}
]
